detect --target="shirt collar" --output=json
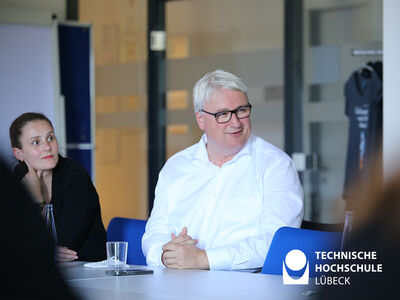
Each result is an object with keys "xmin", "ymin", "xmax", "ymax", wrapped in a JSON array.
[
  {"xmin": 193, "ymin": 134, "xmax": 253, "ymax": 164},
  {"xmin": 193, "ymin": 134, "xmax": 210, "ymax": 162},
  {"xmin": 229, "ymin": 134, "xmax": 253, "ymax": 164}
]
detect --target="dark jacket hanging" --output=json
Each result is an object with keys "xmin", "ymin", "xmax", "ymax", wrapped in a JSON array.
[{"xmin": 343, "ymin": 63, "xmax": 383, "ymax": 201}]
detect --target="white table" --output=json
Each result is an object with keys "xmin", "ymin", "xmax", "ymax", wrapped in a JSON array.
[{"xmin": 60, "ymin": 262, "xmax": 319, "ymax": 300}]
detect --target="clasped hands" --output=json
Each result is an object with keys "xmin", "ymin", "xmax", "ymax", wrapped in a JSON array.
[{"xmin": 161, "ymin": 227, "xmax": 209, "ymax": 270}]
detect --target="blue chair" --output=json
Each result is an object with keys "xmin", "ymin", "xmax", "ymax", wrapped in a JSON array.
[
  {"xmin": 261, "ymin": 227, "xmax": 342, "ymax": 277},
  {"xmin": 107, "ymin": 217, "xmax": 147, "ymax": 265}
]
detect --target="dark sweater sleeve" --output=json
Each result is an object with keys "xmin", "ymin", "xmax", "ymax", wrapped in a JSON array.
[{"xmin": 54, "ymin": 161, "xmax": 106, "ymax": 262}]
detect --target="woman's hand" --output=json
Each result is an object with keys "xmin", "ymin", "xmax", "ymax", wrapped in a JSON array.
[
  {"xmin": 57, "ymin": 246, "xmax": 78, "ymax": 262},
  {"xmin": 21, "ymin": 159, "xmax": 44, "ymax": 203}
]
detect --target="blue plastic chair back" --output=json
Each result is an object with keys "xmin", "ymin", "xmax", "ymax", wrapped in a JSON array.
[
  {"xmin": 261, "ymin": 226, "xmax": 342, "ymax": 277},
  {"xmin": 107, "ymin": 217, "xmax": 147, "ymax": 265}
]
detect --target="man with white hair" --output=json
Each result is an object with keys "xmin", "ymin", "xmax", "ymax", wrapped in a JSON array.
[{"xmin": 142, "ymin": 69, "xmax": 303, "ymax": 270}]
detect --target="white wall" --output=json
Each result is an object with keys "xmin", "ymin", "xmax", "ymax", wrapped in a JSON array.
[
  {"xmin": 0, "ymin": 0, "xmax": 66, "ymax": 165},
  {"xmin": 383, "ymin": 0, "xmax": 400, "ymax": 180},
  {"xmin": 0, "ymin": 23, "xmax": 65, "ymax": 165}
]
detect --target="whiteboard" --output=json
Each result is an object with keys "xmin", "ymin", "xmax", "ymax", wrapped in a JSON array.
[{"xmin": 0, "ymin": 22, "xmax": 65, "ymax": 166}]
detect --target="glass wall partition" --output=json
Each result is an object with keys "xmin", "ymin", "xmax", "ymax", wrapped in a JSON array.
[
  {"xmin": 300, "ymin": 0, "xmax": 382, "ymax": 222},
  {"xmin": 165, "ymin": 0, "xmax": 285, "ymax": 157},
  {"xmin": 80, "ymin": 0, "xmax": 148, "ymax": 226}
]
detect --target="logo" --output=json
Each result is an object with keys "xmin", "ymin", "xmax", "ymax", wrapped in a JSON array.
[{"xmin": 282, "ymin": 249, "xmax": 309, "ymax": 285}]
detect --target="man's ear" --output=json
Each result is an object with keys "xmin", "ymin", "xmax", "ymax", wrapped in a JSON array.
[
  {"xmin": 12, "ymin": 147, "xmax": 23, "ymax": 161},
  {"xmin": 195, "ymin": 112, "xmax": 205, "ymax": 131}
]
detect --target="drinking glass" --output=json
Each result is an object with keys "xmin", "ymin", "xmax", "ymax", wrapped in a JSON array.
[{"xmin": 106, "ymin": 241, "xmax": 128, "ymax": 270}]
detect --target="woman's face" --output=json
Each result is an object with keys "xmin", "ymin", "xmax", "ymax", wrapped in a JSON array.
[{"xmin": 13, "ymin": 120, "xmax": 59, "ymax": 171}]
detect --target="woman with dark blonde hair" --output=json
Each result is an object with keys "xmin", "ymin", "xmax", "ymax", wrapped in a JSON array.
[{"xmin": 10, "ymin": 112, "xmax": 106, "ymax": 262}]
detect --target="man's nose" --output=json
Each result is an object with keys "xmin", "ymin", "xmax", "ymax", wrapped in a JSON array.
[{"xmin": 229, "ymin": 112, "xmax": 241, "ymax": 126}]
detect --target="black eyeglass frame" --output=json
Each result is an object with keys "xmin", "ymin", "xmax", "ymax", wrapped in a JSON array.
[{"xmin": 201, "ymin": 104, "xmax": 252, "ymax": 124}]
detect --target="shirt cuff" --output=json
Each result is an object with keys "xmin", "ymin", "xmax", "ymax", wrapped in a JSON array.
[
  {"xmin": 146, "ymin": 243, "xmax": 166, "ymax": 267},
  {"xmin": 205, "ymin": 246, "xmax": 231, "ymax": 270}
]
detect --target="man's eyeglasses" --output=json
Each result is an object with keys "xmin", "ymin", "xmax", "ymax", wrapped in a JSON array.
[{"xmin": 201, "ymin": 104, "xmax": 252, "ymax": 124}]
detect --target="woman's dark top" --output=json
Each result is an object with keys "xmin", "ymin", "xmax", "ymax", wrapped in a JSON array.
[
  {"xmin": 2, "ymin": 158, "xmax": 80, "ymax": 299},
  {"xmin": 15, "ymin": 155, "xmax": 107, "ymax": 261}
]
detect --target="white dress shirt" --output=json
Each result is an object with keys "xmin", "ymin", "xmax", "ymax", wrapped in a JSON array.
[{"xmin": 142, "ymin": 134, "xmax": 303, "ymax": 270}]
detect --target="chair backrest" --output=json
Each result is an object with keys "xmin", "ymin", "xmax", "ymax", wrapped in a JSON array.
[
  {"xmin": 261, "ymin": 227, "xmax": 342, "ymax": 277},
  {"xmin": 107, "ymin": 217, "xmax": 147, "ymax": 265}
]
